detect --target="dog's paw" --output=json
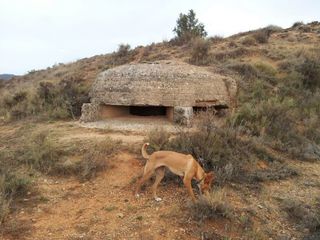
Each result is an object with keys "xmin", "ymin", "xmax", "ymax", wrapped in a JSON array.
[{"xmin": 154, "ymin": 197, "xmax": 162, "ymax": 202}]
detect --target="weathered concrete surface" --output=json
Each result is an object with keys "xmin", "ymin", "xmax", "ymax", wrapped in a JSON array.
[{"xmin": 89, "ymin": 60, "xmax": 233, "ymax": 107}]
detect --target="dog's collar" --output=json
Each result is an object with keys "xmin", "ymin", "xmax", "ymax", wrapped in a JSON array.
[{"xmin": 196, "ymin": 176, "xmax": 205, "ymax": 184}]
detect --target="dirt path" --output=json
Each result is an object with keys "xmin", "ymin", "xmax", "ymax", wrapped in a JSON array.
[{"xmin": 7, "ymin": 151, "xmax": 206, "ymax": 240}]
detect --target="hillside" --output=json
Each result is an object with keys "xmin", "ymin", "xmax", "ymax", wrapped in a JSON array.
[
  {"xmin": 1, "ymin": 21, "xmax": 320, "ymax": 240},
  {"xmin": 0, "ymin": 74, "xmax": 15, "ymax": 81}
]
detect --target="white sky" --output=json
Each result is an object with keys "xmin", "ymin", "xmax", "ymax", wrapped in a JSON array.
[{"xmin": 1, "ymin": 0, "xmax": 319, "ymax": 75}]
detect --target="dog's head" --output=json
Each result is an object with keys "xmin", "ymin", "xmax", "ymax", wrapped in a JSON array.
[{"xmin": 199, "ymin": 171, "xmax": 215, "ymax": 194}]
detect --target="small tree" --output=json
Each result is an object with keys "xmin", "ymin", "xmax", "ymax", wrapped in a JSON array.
[{"xmin": 173, "ymin": 9, "xmax": 207, "ymax": 44}]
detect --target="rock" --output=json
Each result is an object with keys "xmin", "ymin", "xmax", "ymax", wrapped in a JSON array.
[{"xmin": 116, "ymin": 213, "xmax": 124, "ymax": 219}]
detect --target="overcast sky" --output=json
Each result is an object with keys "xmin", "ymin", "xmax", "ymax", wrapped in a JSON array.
[{"xmin": 1, "ymin": 0, "xmax": 319, "ymax": 75}]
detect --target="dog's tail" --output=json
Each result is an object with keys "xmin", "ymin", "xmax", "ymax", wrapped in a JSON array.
[{"xmin": 141, "ymin": 143, "xmax": 150, "ymax": 159}]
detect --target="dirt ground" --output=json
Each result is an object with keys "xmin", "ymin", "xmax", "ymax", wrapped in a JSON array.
[{"xmin": 1, "ymin": 121, "xmax": 320, "ymax": 240}]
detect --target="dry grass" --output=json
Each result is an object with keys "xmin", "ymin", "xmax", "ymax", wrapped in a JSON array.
[{"xmin": 189, "ymin": 188, "xmax": 233, "ymax": 221}]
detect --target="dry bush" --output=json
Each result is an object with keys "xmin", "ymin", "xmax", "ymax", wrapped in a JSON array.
[
  {"xmin": 0, "ymin": 175, "xmax": 11, "ymax": 224},
  {"xmin": 292, "ymin": 21, "xmax": 304, "ymax": 28},
  {"xmin": 144, "ymin": 128, "xmax": 171, "ymax": 151},
  {"xmin": 56, "ymin": 138, "xmax": 121, "ymax": 181},
  {"xmin": 226, "ymin": 62, "xmax": 258, "ymax": 79},
  {"xmin": 249, "ymin": 162, "xmax": 298, "ymax": 182},
  {"xmin": 168, "ymin": 112, "xmax": 256, "ymax": 181},
  {"xmin": 22, "ymin": 130, "xmax": 62, "ymax": 174},
  {"xmin": 241, "ymin": 36, "xmax": 257, "ymax": 46},
  {"xmin": 189, "ymin": 38, "xmax": 211, "ymax": 65},
  {"xmin": 213, "ymin": 47, "xmax": 250, "ymax": 61},
  {"xmin": 264, "ymin": 25, "xmax": 283, "ymax": 33},
  {"xmin": 75, "ymin": 139, "xmax": 121, "ymax": 181},
  {"xmin": 189, "ymin": 188, "xmax": 233, "ymax": 221},
  {"xmin": 209, "ymin": 35, "xmax": 224, "ymax": 43},
  {"xmin": 254, "ymin": 62, "xmax": 277, "ymax": 77},
  {"xmin": 253, "ymin": 29, "xmax": 271, "ymax": 44},
  {"xmin": 112, "ymin": 44, "xmax": 135, "ymax": 65},
  {"xmin": 0, "ymin": 76, "xmax": 89, "ymax": 122},
  {"xmin": 0, "ymin": 169, "xmax": 30, "ymax": 224},
  {"xmin": 297, "ymin": 56, "xmax": 320, "ymax": 90},
  {"xmin": 280, "ymin": 198, "xmax": 320, "ymax": 232},
  {"xmin": 115, "ymin": 44, "xmax": 131, "ymax": 58}
]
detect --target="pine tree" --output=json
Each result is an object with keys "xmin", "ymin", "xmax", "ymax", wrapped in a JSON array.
[{"xmin": 173, "ymin": 10, "xmax": 207, "ymax": 43}]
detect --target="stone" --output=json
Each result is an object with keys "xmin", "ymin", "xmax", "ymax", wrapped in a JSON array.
[{"xmin": 80, "ymin": 103, "xmax": 100, "ymax": 122}]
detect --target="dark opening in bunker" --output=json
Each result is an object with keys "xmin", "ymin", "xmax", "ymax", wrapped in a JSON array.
[
  {"xmin": 129, "ymin": 106, "xmax": 166, "ymax": 116},
  {"xmin": 100, "ymin": 105, "xmax": 174, "ymax": 121}
]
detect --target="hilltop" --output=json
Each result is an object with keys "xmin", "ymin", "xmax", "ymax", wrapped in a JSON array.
[
  {"xmin": 0, "ymin": 21, "xmax": 320, "ymax": 240},
  {"xmin": 0, "ymin": 74, "xmax": 15, "ymax": 81}
]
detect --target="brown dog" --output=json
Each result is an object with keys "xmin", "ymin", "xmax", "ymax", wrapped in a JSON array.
[{"xmin": 135, "ymin": 143, "xmax": 214, "ymax": 202}]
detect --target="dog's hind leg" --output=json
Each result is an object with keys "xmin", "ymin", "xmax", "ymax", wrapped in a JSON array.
[
  {"xmin": 152, "ymin": 167, "xmax": 165, "ymax": 201},
  {"xmin": 135, "ymin": 169, "xmax": 154, "ymax": 197}
]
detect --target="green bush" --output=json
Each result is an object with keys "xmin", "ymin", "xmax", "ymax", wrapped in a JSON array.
[
  {"xmin": 173, "ymin": 9, "xmax": 207, "ymax": 44},
  {"xmin": 297, "ymin": 56, "xmax": 320, "ymax": 90}
]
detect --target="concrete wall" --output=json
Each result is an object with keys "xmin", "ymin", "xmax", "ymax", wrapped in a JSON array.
[{"xmin": 166, "ymin": 107, "xmax": 174, "ymax": 122}]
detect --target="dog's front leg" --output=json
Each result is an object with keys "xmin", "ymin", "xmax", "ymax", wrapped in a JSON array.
[{"xmin": 183, "ymin": 177, "xmax": 196, "ymax": 202}]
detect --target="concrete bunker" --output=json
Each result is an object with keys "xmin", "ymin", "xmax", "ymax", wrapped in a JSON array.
[{"xmin": 80, "ymin": 61, "xmax": 236, "ymax": 124}]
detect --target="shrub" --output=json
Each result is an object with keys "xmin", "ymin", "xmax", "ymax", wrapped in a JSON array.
[
  {"xmin": 144, "ymin": 128, "xmax": 171, "ymax": 151},
  {"xmin": 0, "ymin": 170, "xmax": 30, "ymax": 224},
  {"xmin": 56, "ymin": 138, "xmax": 121, "ymax": 180},
  {"xmin": 168, "ymin": 113, "xmax": 255, "ymax": 177},
  {"xmin": 173, "ymin": 9, "xmax": 207, "ymax": 44},
  {"xmin": 280, "ymin": 198, "xmax": 320, "ymax": 232},
  {"xmin": 76, "ymin": 139, "xmax": 121, "ymax": 181},
  {"xmin": 292, "ymin": 21, "xmax": 304, "ymax": 28},
  {"xmin": 112, "ymin": 44, "xmax": 134, "ymax": 65},
  {"xmin": 241, "ymin": 36, "xmax": 256, "ymax": 46},
  {"xmin": 209, "ymin": 35, "xmax": 224, "ymax": 43},
  {"xmin": 253, "ymin": 29, "xmax": 272, "ymax": 44},
  {"xmin": 22, "ymin": 130, "xmax": 62, "ymax": 174},
  {"xmin": 189, "ymin": 38, "xmax": 211, "ymax": 65},
  {"xmin": 213, "ymin": 47, "xmax": 250, "ymax": 61},
  {"xmin": 0, "ymin": 76, "xmax": 89, "ymax": 122},
  {"xmin": 226, "ymin": 62, "xmax": 258, "ymax": 79},
  {"xmin": 189, "ymin": 188, "xmax": 233, "ymax": 221},
  {"xmin": 116, "ymin": 44, "xmax": 131, "ymax": 58},
  {"xmin": 249, "ymin": 162, "xmax": 298, "ymax": 182},
  {"xmin": 297, "ymin": 56, "xmax": 320, "ymax": 90},
  {"xmin": 264, "ymin": 25, "xmax": 283, "ymax": 33},
  {"xmin": 254, "ymin": 62, "xmax": 277, "ymax": 77}
]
